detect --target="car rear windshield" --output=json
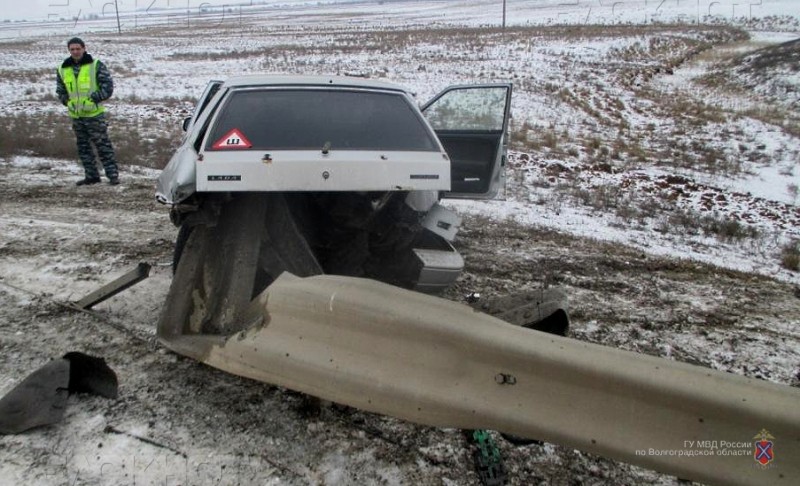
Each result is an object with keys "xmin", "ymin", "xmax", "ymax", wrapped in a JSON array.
[{"xmin": 205, "ymin": 88, "xmax": 439, "ymax": 151}]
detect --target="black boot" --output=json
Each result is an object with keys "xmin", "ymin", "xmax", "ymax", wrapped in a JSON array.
[{"xmin": 76, "ymin": 177, "xmax": 101, "ymax": 186}]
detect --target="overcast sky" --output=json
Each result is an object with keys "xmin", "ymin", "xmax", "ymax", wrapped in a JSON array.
[
  {"xmin": 4, "ymin": 0, "xmax": 798, "ymax": 23},
  {"xmin": 2, "ymin": 0, "xmax": 289, "ymax": 22}
]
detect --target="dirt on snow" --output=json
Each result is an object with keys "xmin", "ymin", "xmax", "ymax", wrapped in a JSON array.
[{"xmin": 0, "ymin": 156, "xmax": 798, "ymax": 486}]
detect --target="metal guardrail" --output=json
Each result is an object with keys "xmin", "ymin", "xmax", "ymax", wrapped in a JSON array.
[{"xmin": 159, "ymin": 272, "xmax": 800, "ymax": 486}]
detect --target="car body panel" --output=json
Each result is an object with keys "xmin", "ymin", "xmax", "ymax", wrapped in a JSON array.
[
  {"xmin": 196, "ymin": 149, "xmax": 450, "ymax": 192},
  {"xmin": 155, "ymin": 145, "xmax": 199, "ymax": 205}
]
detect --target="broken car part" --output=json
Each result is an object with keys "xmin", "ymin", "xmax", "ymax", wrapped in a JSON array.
[
  {"xmin": 74, "ymin": 262, "xmax": 151, "ymax": 310},
  {"xmin": 0, "ymin": 352, "xmax": 118, "ymax": 434}
]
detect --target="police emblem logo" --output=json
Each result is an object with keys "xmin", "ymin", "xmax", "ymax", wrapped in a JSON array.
[{"xmin": 753, "ymin": 429, "xmax": 775, "ymax": 466}]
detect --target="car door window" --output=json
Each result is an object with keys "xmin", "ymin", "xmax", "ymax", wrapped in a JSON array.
[
  {"xmin": 194, "ymin": 82, "xmax": 223, "ymax": 122},
  {"xmin": 185, "ymin": 80, "xmax": 222, "ymax": 133},
  {"xmin": 424, "ymin": 87, "xmax": 508, "ymax": 132}
]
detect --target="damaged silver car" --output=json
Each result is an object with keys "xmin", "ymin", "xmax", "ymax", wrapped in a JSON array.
[{"xmin": 156, "ymin": 74, "xmax": 512, "ymax": 296}]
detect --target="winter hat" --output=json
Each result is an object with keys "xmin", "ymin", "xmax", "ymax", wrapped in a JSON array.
[{"xmin": 67, "ymin": 37, "xmax": 85, "ymax": 47}]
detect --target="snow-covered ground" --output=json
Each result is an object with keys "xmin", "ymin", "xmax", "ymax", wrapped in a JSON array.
[{"xmin": 0, "ymin": 1, "xmax": 798, "ymax": 485}]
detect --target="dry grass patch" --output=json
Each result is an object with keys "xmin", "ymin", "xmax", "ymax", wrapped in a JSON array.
[
  {"xmin": 659, "ymin": 209, "xmax": 761, "ymax": 242},
  {"xmin": 6, "ymin": 67, "xmax": 53, "ymax": 84},
  {"xmin": 511, "ymin": 122, "xmax": 566, "ymax": 154},
  {"xmin": 0, "ymin": 113, "xmax": 182, "ymax": 169},
  {"xmin": 781, "ymin": 240, "xmax": 800, "ymax": 271},
  {"xmin": 0, "ymin": 112, "xmax": 74, "ymax": 160}
]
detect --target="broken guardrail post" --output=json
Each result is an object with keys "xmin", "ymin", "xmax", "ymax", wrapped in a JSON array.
[{"xmin": 74, "ymin": 262, "xmax": 151, "ymax": 309}]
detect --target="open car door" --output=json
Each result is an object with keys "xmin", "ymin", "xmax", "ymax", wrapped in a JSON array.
[{"xmin": 422, "ymin": 84, "xmax": 512, "ymax": 199}]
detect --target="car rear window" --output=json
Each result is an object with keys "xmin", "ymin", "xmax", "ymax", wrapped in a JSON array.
[{"xmin": 205, "ymin": 88, "xmax": 439, "ymax": 151}]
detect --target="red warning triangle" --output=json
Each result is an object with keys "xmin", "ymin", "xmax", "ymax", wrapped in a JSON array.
[{"xmin": 211, "ymin": 128, "xmax": 253, "ymax": 150}]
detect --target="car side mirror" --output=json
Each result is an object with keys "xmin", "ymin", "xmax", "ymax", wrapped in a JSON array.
[{"xmin": 182, "ymin": 116, "xmax": 192, "ymax": 132}]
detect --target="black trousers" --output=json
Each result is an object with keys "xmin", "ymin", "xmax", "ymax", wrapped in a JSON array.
[{"xmin": 72, "ymin": 113, "xmax": 118, "ymax": 180}]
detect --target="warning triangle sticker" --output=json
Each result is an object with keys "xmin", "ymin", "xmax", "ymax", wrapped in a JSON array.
[{"xmin": 211, "ymin": 128, "xmax": 253, "ymax": 150}]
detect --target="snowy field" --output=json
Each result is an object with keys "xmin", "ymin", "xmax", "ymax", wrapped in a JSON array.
[{"xmin": 0, "ymin": 0, "xmax": 798, "ymax": 485}]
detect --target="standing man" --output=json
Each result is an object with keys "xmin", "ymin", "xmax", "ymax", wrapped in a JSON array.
[{"xmin": 56, "ymin": 37, "xmax": 120, "ymax": 186}]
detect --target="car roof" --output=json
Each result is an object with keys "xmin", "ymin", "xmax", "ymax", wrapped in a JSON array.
[{"xmin": 221, "ymin": 74, "xmax": 410, "ymax": 93}]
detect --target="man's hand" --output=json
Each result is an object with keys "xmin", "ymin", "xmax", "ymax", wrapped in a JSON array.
[{"xmin": 90, "ymin": 92, "xmax": 101, "ymax": 103}]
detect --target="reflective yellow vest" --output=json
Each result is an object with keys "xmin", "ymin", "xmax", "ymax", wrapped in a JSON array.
[{"xmin": 59, "ymin": 60, "xmax": 105, "ymax": 119}]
